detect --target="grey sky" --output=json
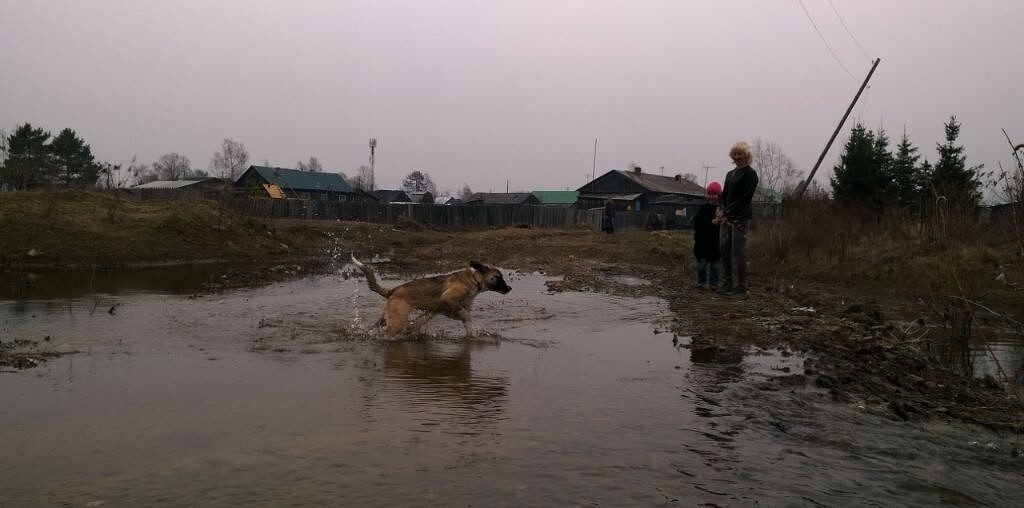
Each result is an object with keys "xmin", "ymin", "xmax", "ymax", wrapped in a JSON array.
[{"xmin": 2, "ymin": 0, "xmax": 1022, "ymax": 194}]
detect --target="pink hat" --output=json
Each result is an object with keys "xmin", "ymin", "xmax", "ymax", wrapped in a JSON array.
[{"xmin": 706, "ymin": 181, "xmax": 722, "ymax": 195}]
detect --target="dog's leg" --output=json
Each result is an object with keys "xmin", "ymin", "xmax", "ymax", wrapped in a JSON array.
[
  {"xmin": 410, "ymin": 312, "xmax": 437, "ymax": 335},
  {"xmin": 384, "ymin": 299, "xmax": 412, "ymax": 339},
  {"xmin": 453, "ymin": 308, "xmax": 480, "ymax": 338}
]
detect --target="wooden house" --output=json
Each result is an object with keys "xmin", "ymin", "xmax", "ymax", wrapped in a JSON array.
[
  {"xmin": 577, "ymin": 168, "xmax": 706, "ymax": 213},
  {"xmin": 234, "ymin": 165, "xmax": 364, "ymax": 202}
]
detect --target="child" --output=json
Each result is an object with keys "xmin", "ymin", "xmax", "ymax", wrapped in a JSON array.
[{"xmin": 693, "ymin": 181, "xmax": 722, "ymax": 290}]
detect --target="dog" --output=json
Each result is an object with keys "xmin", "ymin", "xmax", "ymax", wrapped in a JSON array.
[{"xmin": 350, "ymin": 254, "xmax": 512, "ymax": 339}]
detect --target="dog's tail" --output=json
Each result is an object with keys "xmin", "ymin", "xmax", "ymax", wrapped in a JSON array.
[{"xmin": 350, "ymin": 253, "xmax": 392, "ymax": 298}]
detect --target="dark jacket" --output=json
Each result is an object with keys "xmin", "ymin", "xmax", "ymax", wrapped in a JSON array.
[
  {"xmin": 693, "ymin": 203, "xmax": 721, "ymax": 261},
  {"xmin": 602, "ymin": 200, "xmax": 615, "ymax": 232},
  {"xmin": 720, "ymin": 166, "xmax": 759, "ymax": 220}
]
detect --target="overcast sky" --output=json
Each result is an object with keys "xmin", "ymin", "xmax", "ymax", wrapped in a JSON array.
[{"xmin": 2, "ymin": 0, "xmax": 1022, "ymax": 194}]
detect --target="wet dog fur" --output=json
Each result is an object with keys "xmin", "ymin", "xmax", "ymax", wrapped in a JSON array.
[{"xmin": 350, "ymin": 254, "xmax": 512, "ymax": 339}]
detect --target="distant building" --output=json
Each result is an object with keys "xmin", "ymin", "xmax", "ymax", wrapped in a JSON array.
[
  {"xmin": 406, "ymin": 191, "xmax": 435, "ymax": 204},
  {"xmin": 531, "ymin": 190, "xmax": 579, "ymax": 207},
  {"xmin": 131, "ymin": 177, "xmax": 229, "ymax": 200},
  {"xmin": 371, "ymin": 189, "xmax": 413, "ymax": 203},
  {"xmin": 577, "ymin": 168, "xmax": 706, "ymax": 213},
  {"xmin": 753, "ymin": 187, "xmax": 784, "ymax": 219},
  {"xmin": 234, "ymin": 166, "xmax": 365, "ymax": 202},
  {"xmin": 464, "ymin": 192, "xmax": 539, "ymax": 205}
]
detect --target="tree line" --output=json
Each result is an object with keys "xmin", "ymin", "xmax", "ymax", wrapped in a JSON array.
[
  {"xmin": 830, "ymin": 115, "xmax": 984, "ymax": 210},
  {"xmin": 0, "ymin": 123, "xmax": 100, "ymax": 190},
  {"xmin": 0, "ymin": 122, "xmax": 254, "ymax": 190},
  {"xmin": 0, "ymin": 122, "xmax": 462, "ymax": 197}
]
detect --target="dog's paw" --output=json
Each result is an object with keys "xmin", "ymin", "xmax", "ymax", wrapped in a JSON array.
[{"xmin": 467, "ymin": 329, "xmax": 501, "ymax": 341}]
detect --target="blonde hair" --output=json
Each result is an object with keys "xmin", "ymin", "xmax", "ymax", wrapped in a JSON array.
[{"xmin": 729, "ymin": 141, "xmax": 753, "ymax": 166}]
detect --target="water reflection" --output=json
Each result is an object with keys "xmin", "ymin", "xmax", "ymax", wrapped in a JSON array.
[
  {"xmin": 2, "ymin": 265, "xmax": 233, "ymax": 299},
  {"xmin": 374, "ymin": 340, "xmax": 508, "ymax": 431},
  {"xmin": 927, "ymin": 327, "xmax": 1024, "ymax": 391},
  {"xmin": 972, "ymin": 331, "xmax": 1024, "ymax": 391}
]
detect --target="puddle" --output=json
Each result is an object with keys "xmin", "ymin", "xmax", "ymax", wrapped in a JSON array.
[{"xmin": 1, "ymin": 269, "xmax": 1022, "ymax": 506}]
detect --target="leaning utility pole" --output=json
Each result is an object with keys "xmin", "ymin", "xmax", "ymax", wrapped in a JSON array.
[{"xmin": 794, "ymin": 58, "xmax": 880, "ymax": 200}]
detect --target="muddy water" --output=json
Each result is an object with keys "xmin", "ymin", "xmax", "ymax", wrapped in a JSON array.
[{"xmin": 1, "ymin": 267, "xmax": 1022, "ymax": 507}]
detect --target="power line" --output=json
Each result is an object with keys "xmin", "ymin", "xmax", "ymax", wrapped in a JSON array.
[
  {"xmin": 796, "ymin": 0, "xmax": 857, "ymax": 81},
  {"xmin": 827, "ymin": 0, "xmax": 872, "ymax": 60}
]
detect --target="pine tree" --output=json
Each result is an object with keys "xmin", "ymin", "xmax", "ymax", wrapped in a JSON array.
[
  {"xmin": 51, "ymin": 128, "xmax": 98, "ymax": 188},
  {"xmin": 831, "ymin": 123, "xmax": 893, "ymax": 206},
  {"xmin": 872, "ymin": 127, "xmax": 895, "ymax": 203},
  {"xmin": 3, "ymin": 123, "xmax": 52, "ymax": 190},
  {"xmin": 931, "ymin": 116, "xmax": 981, "ymax": 206},
  {"xmin": 917, "ymin": 159, "xmax": 934, "ymax": 197},
  {"xmin": 891, "ymin": 131, "xmax": 920, "ymax": 208}
]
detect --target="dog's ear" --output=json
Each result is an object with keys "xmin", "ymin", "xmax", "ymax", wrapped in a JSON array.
[{"xmin": 469, "ymin": 260, "xmax": 485, "ymax": 272}]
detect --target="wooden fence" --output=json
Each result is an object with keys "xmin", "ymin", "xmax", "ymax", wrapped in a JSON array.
[{"xmin": 231, "ymin": 197, "xmax": 652, "ymax": 230}]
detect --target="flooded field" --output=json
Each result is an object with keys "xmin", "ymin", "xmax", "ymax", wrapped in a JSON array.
[{"xmin": 2, "ymin": 265, "xmax": 1022, "ymax": 507}]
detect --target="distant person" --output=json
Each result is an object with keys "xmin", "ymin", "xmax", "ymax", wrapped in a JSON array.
[
  {"xmin": 602, "ymin": 198, "xmax": 615, "ymax": 234},
  {"xmin": 718, "ymin": 141, "xmax": 759, "ymax": 296},
  {"xmin": 693, "ymin": 181, "xmax": 722, "ymax": 290}
]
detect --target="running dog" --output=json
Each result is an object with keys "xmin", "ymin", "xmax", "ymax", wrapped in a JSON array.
[{"xmin": 350, "ymin": 254, "xmax": 512, "ymax": 339}]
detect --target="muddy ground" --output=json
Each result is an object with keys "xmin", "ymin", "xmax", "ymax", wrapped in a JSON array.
[{"xmin": 3, "ymin": 207, "xmax": 1023, "ymax": 432}]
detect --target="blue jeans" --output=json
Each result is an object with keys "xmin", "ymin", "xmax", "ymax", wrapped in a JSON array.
[
  {"xmin": 696, "ymin": 258, "xmax": 720, "ymax": 288},
  {"xmin": 720, "ymin": 219, "xmax": 750, "ymax": 291}
]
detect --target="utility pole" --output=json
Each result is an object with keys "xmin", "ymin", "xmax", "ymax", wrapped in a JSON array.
[
  {"xmin": 702, "ymin": 165, "xmax": 716, "ymax": 186},
  {"xmin": 368, "ymin": 138, "xmax": 377, "ymax": 191},
  {"xmin": 794, "ymin": 58, "xmax": 880, "ymax": 200},
  {"xmin": 591, "ymin": 138, "xmax": 598, "ymax": 183}
]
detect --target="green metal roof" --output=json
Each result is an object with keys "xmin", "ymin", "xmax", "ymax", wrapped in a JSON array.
[
  {"xmin": 531, "ymin": 190, "xmax": 579, "ymax": 205},
  {"xmin": 755, "ymin": 187, "xmax": 784, "ymax": 204},
  {"xmin": 248, "ymin": 166, "xmax": 353, "ymax": 193}
]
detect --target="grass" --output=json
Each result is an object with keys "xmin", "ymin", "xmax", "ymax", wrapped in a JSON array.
[{"xmin": 0, "ymin": 190, "xmax": 346, "ymax": 266}]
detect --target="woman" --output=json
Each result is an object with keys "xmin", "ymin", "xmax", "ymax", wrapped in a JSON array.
[{"xmin": 718, "ymin": 142, "xmax": 759, "ymax": 296}]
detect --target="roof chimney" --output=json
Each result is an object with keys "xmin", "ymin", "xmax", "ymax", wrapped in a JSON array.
[
  {"xmin": 633, "ymin": 166, "xmax": 642, "ymax": 175},
  {"xmin": 674, "ymin": 174, "xmax": 681, "ymax": 182}
]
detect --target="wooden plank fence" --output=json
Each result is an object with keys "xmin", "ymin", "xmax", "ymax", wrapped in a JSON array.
[{"xmin": 230, "ymin": 197, "xmax": 651, "ymax": 231}]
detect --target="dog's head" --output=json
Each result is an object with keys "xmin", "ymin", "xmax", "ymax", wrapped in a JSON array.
[{"xmin": 470, "ymin": 260, "xmax": 512, "ymax": 294}]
